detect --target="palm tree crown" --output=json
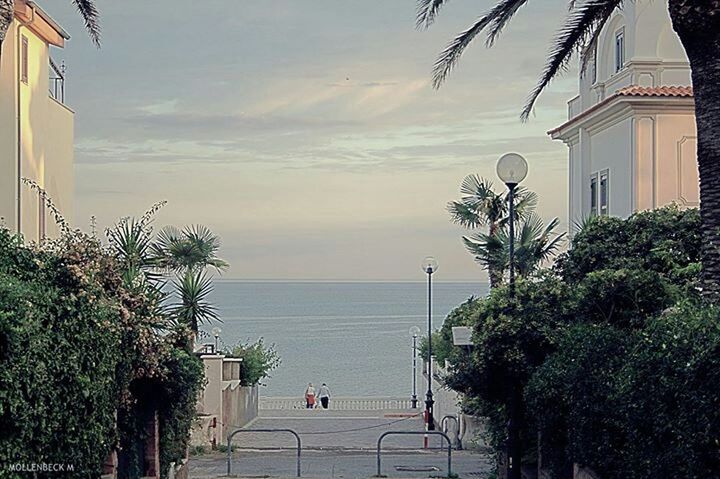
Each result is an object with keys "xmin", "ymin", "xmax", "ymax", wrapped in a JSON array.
[{"xmin": 418, "ymin": 0, "xmax": 623, "ymax": 120}]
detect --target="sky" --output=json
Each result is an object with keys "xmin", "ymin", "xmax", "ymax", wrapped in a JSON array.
[{"xmin": 47, "ymin": 0, "xmax": 577, "ymax": 281}]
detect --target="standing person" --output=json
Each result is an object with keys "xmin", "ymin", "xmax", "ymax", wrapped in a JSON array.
[
  {"xmin": 317, "ymin": 383, "xmax": 331, "ymax": 409},
  {"xmin": 305, "ymin": 383, "xmax": 316, "ymax": 409}
]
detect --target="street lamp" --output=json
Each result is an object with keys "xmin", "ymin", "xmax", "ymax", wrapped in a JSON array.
[
  {"xmin": 211, "ymin": 327, "xmax": 222, "ymax": 354},
  {"xmin": 421, "ymin": 256, "xmax": 438, "ymax": 431},
  {"xmin": 496, "ymin": 152, "xmax": 528, "ymax": 479},
  {"xmin": 409, "ymin": 326, "xmax": 421, "ymax": 408}
]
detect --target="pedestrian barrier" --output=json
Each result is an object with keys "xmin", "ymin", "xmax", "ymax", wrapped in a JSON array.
[
  {"xmin": 227, "ymin": 428, "xmax": 302, "ymax": 477},
  {"xmin": 260, "ymin": 396, "xmax": 415, "ymax": 410},
  {"xmin": 441, "ymin": 415, "xmax": 462, "ymax": 450},
  {"xmin": 376, "ymin": 431, "xmax": 452, "ymax": 477}
]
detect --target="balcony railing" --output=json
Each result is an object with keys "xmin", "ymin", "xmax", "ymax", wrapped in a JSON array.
[{"xmin": 49, "ymin": 57, "xmax": 65, "ymax": 103}]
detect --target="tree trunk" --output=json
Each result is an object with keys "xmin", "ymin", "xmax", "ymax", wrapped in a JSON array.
[
  {"xmin": 488, "ymin": 221, "xmax": 503, "ymax": 289},
  {"xmin": 668, "ymin": 0, "xmax": 720, "ymax": 301}
]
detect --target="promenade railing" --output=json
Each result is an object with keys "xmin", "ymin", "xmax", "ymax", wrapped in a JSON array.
[{"xmin": 260, "ymin": 396, "xmax": 415, "ymax": 411}]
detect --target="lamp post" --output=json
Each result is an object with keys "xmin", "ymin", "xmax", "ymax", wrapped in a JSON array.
[
  {"xmin": 496, "ymin": 153, "xmax": 528, "ymax": 479},
  {"xmin": 421, "ymin": 256, "xmax": 438, "ymax": 431},
  {"xmin": 211, "ymin": 327, "xmax": 222, "ymax": 354},
  {"xmin": 409, "ymin": 326, "xmax": 421, "ymax": 408}
]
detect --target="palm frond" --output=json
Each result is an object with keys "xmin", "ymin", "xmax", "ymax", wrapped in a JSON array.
[
  {"xmin": 448, "ymin": 201, "xmax": 486, "ymax": 229},
  {"xmin": 416, "ymin": 0, "xmax": 450, "ymax": 29},
  {"xmin": 485, "ymin": 0, "xmax": 530, "ymax": 46},
  {"xmin": 71, "ymin": 0, "xmax": 101, "ymax": 46},
  {"xmin": 432, "ymin": 0, "xmax": 530, "ymax": 88},
  {"xmin": 521, "ymin": 0, "xmax": 622, "ymax": 120},
  {"xmin": 171, "ymin": 271, "xmax": 221, "ymax": 333}
]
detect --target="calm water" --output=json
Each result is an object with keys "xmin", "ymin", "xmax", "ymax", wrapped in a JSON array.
[
  {"xmin": 200, "ymin": 281, "xmax": 487, "ymax": 397},
  {"xmin": 200, "ymin": 281, "xmax": 487, "ymax": 396}
]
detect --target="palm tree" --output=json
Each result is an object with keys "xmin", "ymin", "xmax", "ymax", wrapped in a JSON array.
[
  {"xmin": 448, "ymin": 174, "xmax": 537, "ymax": 288},
  {"xmin": 463, "ymin": 213, "xmax": 565, "ymax": 282},
  {"xmin": 105, "ymin": 205, "xmax": 228, "ymax": 343},
  {"xmin": 0, "ymin": 0, "xmax": 100, "ymax": 56},
  {"xmin": 419, "ymin": 0, "xmax": 720, "ymax": 299}
]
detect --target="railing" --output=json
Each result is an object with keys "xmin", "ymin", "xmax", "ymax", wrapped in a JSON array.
[
  {"xmin": 377, "ymin": 431, "xmax": 452, "ymax": 477},
  {"xmin": 49, "ymin": 57, "xmax": 65, "ymax": 104},
  {"xmin": 260, "ymin": 396, "xmax": 415, "ymax": 411}
]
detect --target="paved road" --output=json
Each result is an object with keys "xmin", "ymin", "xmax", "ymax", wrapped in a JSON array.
[{"xmin": 188, "ymin": 409, "xmax": 493, "ymax": 478}]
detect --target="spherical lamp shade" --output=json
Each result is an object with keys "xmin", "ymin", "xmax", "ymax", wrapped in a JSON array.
[
  {"xmin": 421, "ymin": 256, "xmax": 439, "ymax": 274},
  {"xmin": 211, "ymin": 327, "xmax": 222, "ymax": 338},
  {"xmin": 409, "ymin": 326, "xmax": 421, "ymax": 337},
  {"xmin": 496, "ymin": 153, "xmax": 529, "ymax": 185}
]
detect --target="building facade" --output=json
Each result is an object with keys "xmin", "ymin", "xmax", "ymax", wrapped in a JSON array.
[
  {"xmin": 0, "ymin": 0, "xmax": 74, "ymax": 242},
  {"xmin": 550, "ymin": 1, "xmax": 697, "ymax": 231}
]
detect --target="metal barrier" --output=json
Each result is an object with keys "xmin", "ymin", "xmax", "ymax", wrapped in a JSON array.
[
  {"xmin": 441, "ymin": 415, "xmax": 462, "ymax": 450},
  {"xmin": 376, "ymin": 431, "xmax": 452, "ymax": 477},
  {"xmin": 227, "ymin": 428, "xmax": 301, "ymax": 477}
]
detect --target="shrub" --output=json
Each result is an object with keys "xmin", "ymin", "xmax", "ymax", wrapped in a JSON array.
[{"xmin": 229, "ymin": 338, "xmax": 281, "ymax": 386}]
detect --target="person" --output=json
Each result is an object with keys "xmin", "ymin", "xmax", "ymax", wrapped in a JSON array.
[
  {"xmin": 317, "ymin": 383, "xmax": 331, "ymax": 409},
  {"xmin": 304, "ymin": 383, "xmax": 316, "ymax": 409}
]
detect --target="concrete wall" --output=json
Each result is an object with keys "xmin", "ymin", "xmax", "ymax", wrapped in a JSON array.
[
  {"xmin": 223, "ymin": 384, "xmax": 259, "ymax": 435},
  {"xmin": 192, "ymin": 355, "xmax": 259, "ymax": 449}
]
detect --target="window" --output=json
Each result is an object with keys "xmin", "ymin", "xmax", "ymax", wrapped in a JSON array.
[
  {"xmin": 599, "ymin": 171, "xmax": 609, "ymax": 215},
  {"xmin": 21, "ymin": 36, "xmax": 28, "ymax": 84},
  {"xmin": 590, "ymin": 175, "xmax": 598, "ymax": 216},
  {"xmin": 615, "ymin": 29, "xmax": 625, "ymax": 73}
]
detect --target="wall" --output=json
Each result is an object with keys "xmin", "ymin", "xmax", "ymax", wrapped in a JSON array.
[
  {"xmin": 0, "ymin": 15, "xmax": 73, "ymax": 241},
  {"xmin": 192, "ymin": 355, "xmax": 259, "ymax": 449},
  {"xmin": 589, "ymin": 118, "xmax": 634, "ymax": 218},
  {"xmin": 222, "ymin": 384, "xmax": 259, "ymax": 437}
]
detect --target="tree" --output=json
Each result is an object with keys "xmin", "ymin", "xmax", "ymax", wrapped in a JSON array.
[
  {"xmin": 463, "ymin": 213, "xmax": 565, "ymax": 281},
  {"xmin": 418, "ymin": 0, "xmax": 720, "ymax": 299},
  {"xmin": 105, "ymin": 207, "xmax": 228, "ymax": 341},
  {"xmin": 448, "ymin": 174, "xmax": 539, "ymax": 288}
]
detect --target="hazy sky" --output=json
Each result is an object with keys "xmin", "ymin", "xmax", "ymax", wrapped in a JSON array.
[{"xmin": 48, "ymin": 0, "xmax": 576, "ymax": 281}]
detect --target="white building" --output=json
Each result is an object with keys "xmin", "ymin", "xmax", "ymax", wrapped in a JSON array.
[
  {"xmin": 0, "ymin": 0, "xmax": 74, "ymax": 241},
  {"xmin": 550, "ymin": 0, "xmax": 697, "ymax": 230}
]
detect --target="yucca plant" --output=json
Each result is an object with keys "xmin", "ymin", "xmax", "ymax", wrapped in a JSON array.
[{"xmin": 419, "ymin": 0, "xmax": 720, "ymax": 299}]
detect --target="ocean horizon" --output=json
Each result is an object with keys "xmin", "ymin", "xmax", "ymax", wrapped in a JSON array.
[{"xmin": 201, "ymin": 280, "xmax": 488, "ymax": 398}]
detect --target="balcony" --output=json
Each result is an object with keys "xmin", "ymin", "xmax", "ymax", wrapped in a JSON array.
[{"xmin": 49, "ymin": 57, "xmax": 65, "ymax": 104}]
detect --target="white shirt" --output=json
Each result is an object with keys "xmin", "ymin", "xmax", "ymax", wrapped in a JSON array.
[{"xmin": 317, "ymin": 385, "xmax": 331, "ymax": 398}]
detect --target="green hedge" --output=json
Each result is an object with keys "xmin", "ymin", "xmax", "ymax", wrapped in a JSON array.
[
  {"xmin": 0, "ymin": 229, "xmax": 122, "ymax": 475},
  {"xmin": 0, "ymin": 227, "xmax": 206, "ymax": 478},
  {"xmin": 434, "ymin": 207, "xmax": 714, "ymax": 476}
]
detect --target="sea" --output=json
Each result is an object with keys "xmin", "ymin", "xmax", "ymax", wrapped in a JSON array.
[{"xmin": 200, "ymin": 281, "xmax": 488, "ymax": 398}]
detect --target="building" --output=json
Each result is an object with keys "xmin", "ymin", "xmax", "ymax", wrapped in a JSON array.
[
  {"xmin": 0, "ymin": 0, "xmax": 74, "ymax": 241},
  {"xmin": 550, "ymin": 0, "xmax": 697, "ymax": 231}
]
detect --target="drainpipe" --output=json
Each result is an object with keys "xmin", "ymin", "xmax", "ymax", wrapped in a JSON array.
[{"xmin": 15, "ymin": 3, "xmax": 35, "ymax": 234}]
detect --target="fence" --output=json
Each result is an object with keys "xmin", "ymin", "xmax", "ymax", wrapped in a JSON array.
[{"xmin": 260, "ymin": 396, "xmax": 415, "ymax": 411}]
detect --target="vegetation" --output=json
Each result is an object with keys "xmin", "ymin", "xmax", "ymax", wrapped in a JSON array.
[
  {"xmin": 0, "ymin": 191, "xmax": 220, "ymax": 478},
  {"xmin": 228, "ymin": 338, "xmax": 281, "ymax": 387},
  {"xmin": 419, "ymin": 0, "xmax": 720, "ymax": 299},
  {"xmin": 433, "ymin": 207, "xmax": 715, "ymax": 477},
  {"xmin": 448, "ymin": 175, "xmax": 564, "ymax": 288}
]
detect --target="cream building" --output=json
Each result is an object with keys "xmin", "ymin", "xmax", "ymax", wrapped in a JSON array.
[
  {"xmin": 550, "ymin": 0, "xmax": 697, "ymax": 231},
  {"xmin": 0, "ymin": 0, "xmax": 74, "ymax": 241}
]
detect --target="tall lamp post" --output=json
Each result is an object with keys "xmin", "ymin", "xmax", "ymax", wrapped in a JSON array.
[
  {"xmin": 496, "ymin": 153, "xmax": 529, "ymax": 479},
  {"xmin": 212, "ymin": 327, "xmax": 222, "ymax": 354},
  {"xmin": 409, "ymin": 326, "xmax": 421, "ymax": 408},
  {"xmin": 421, "ymin": 256, "xmax": 438, "ymax": 431}
]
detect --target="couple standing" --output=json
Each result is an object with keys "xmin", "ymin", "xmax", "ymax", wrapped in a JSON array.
[{"xmin": 305, "ymin": 383, "xmax": 331, "ymax": 409}]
